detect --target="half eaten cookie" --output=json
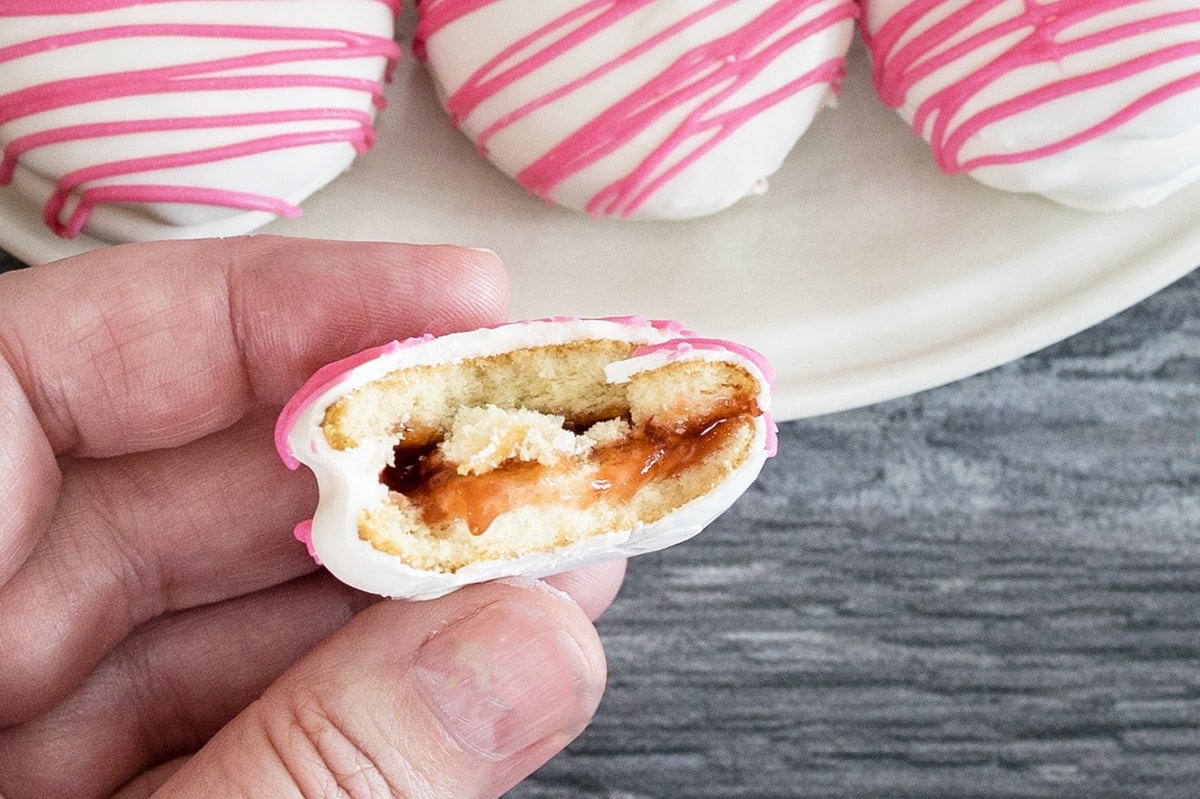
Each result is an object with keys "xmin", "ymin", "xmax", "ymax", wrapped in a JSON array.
[{"xmin": 275, "ymin": 317, "xmax": 776, "ymax": 599}]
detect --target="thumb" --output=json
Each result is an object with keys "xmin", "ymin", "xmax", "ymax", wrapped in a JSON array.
[{"xmin": 153, "ymin": 582, "xmax": 606, "ymax": 799}]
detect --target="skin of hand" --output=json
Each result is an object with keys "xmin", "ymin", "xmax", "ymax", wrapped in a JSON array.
[{"xmin": 0, "ymin": 236, "xmax": 626, "ymax": 798}]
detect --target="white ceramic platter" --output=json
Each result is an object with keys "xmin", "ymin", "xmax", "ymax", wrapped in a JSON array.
[{"xmin": 2, "ymin": 34, "xmax": 1198, "ymax": 422}]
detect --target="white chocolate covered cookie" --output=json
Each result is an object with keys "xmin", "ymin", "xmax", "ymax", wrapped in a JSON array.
[
  {"xmin": 276, "ymin": 317, "xmax": 776, "ymax": 600},
  {"xmin": 416, "ymin": 0, "xmax": 857, "ymax": 219},
  {"xmin": 0, "ymin": 0, "xmax": 399, "ymax": 241},
  {"xmin": 862, "ymin": 0, "xmax": 1200, "ymax": 210}
]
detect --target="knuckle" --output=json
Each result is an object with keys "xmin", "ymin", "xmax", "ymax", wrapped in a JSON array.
[{"xmin": 272, "ymin": 692, "xmax": 408, "ymax": 799}]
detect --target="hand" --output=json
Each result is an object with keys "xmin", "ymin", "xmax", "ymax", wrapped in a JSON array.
[{"xmin": 0, "ymin": 237, "xmax": 624, "ymax": 798}]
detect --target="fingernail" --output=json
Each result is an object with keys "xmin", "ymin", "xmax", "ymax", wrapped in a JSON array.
[{"xmin": 413, "ymin": 600, "xmax": 602, "ymax": 760}]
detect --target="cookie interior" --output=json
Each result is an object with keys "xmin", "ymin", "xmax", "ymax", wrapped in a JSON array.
[{"xmin": 321, "ymin": 339, "xmax": 763, "ymax": 572}]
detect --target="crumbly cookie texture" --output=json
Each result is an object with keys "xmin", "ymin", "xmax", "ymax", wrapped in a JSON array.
[
  {"xmin": 322, "ymin": 341, "xmax": 761, "ymax": 573},
  {"xmin": 438, "ymin": 404, "xmax": 608, "ymax": 475}
]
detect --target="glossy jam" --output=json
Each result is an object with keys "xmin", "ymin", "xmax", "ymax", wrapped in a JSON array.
[{"xmin": 382, "ymin": 414, "xmax": 750, "ymax": 536}]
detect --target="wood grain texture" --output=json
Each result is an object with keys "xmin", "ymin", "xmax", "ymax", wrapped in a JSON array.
[{"xmin": 516, "ymin": 267, "xmax": 1200, "ymax": 799}]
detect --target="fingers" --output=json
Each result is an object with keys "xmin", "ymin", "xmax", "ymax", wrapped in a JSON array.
[
  {"xmin": 155, "ymin": 582, "xmax": 605, "ymax": 799},
  {"xmin": 543, "ymin": 558, "xmax": 627, "ymax": 621},
  {"xmin": 0, "ymin": 568, "xmax": 617, "ymax": 797},
  {"xmin": 0, "ymin": 356, "xmax": 58, "ymax": 588},
  {"xmin": 0, "ymin": 236, "xmax": 508, "ymax": 724},
  {"xmin": 0, "ymin": 573, "xmax": 372, "ymax": 799},
  {"xmin": 0, "ymin": 408, "xmax": 319, "ymax": 726},
  {"xmin": 0, "ymin": 418, "xmax": 626, "ymax": 730},
  {"xmin": 0, "ymin": 236, "xmax": 509, "ymax": 458},
  {"xmin": 112, "ymin": 759, "xmax": 189, "ymax": 799}
]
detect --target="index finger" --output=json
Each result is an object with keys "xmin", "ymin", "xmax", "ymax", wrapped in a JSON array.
[{"xmin": 0, "ymin": 236, "xmax": 509, "ymax": 458}]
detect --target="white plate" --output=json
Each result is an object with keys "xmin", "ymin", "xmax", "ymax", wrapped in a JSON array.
[{"xmin": 2, "ymin": 36, "xmax": 1199, "ymax": 422}]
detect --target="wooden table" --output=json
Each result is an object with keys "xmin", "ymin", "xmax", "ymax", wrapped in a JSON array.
[
  {"xmin": 526, "ymin": 267, "xmax": 1200, "ymax": 798},
  {"xmin": 4, "ymin": 247, "xmax": 1198, "ymax": 798}
]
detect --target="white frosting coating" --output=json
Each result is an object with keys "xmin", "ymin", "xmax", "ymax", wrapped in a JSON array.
[
  {"xmin": 0, "ymin": 1, "xmax": 397, "ymax": 242},
  {"xmin": 863, "ymin": 0, "xmax": 1200, "ymax": 211},
  {"xmin": 278, "ymin": 318, "xmax": 775, "ymax": 600},
  {"xmin": 418, "ymin": 0, "xmax": 857, "ymax": 220}
]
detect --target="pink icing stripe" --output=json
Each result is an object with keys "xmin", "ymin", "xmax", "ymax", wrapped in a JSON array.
[
  {"xmin": 0, "ymin": 5, "xmax": 400, "ymax": 238},
  {"xmin": 42, "ymin": 127, "xmax": 374, "ymax": 236},
  {"xmin": 0, "ymin": 22, "xmax": 393, "ymax": 62},
  {"xmin": 416, "ymin": 0, "xmax": 856, "ymax": 217},
  {"xmin": 0, "ymin": 26, "xmax": 396, "ymax": 124},
  {"xmin": 579, "ymin": 6, "xmax": 851, "ymax": 217},
  {"xmin": 292, "ymin": 519, "xmax": 321, "ymax": 564},
  {"xmin": 440, "ymin": 0, "xmax": 662, "ymax": 129},
  {"xmin": 863, "ymin": 0, "xmax": 1200, "ymax": 174},
  {"xmin": 1, "ymin": 0, "xmax": 400, "ymax": 15},
  {"xmin": 949, "ymin": 42, "xmax": 1200, "ymax": 172},
  {"xmin": 52, "ymin": 184, "xmax": 302, "ymax": 239},
  {"xmin": 1, "ymin": 73, "xmax": 387, "ymax": 128},
  {"xmin": 1, "ymin": 108, "xmax": 374, "ymax": 183}
]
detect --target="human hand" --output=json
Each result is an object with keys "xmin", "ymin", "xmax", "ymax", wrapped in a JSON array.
[{"xmin": 0, "ymin": 237, "xmax": 624, "ymax": 798}]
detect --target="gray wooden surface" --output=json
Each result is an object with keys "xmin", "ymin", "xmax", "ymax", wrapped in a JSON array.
[
  {"xmin": 520, "ymin": 267, "xmax": 1200, "ymax": 799},
  {"xmin": 4, "ymin": 248, "xmax": 1198, "ymax": 797}
]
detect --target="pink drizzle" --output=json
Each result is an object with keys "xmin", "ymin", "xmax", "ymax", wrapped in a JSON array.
[
  {"xmin": 863, "ymin": 0, "xmax": 1200, "ymax": 174},
  {"xmin": 292, "ymin": 519, "xmax": 321, "ymax": 564},
  {"xmin": 415, "ymin": 0, "xmax": 856, "ymax": 217},
  {"xmin": 0, "ymin": 1, "xmax": 400, "ymax": 238}
]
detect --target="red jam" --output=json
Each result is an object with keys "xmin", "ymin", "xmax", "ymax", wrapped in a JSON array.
[{"xmin": 381, "ymin": 414, "xmax": 750, "ymax": 536}]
